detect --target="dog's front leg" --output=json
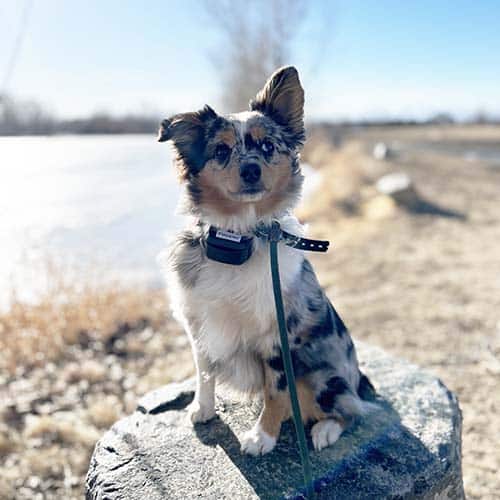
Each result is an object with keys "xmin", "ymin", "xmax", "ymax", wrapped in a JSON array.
[
  {"xmin": 240, "ymin": 365, "xmax": 288, "ymax": 455},
  {"xmin": 187, "ymin": 345, "xmax": 216, "ymax": 424}
]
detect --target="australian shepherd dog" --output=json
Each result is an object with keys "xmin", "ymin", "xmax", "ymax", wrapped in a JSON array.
[{"xmin": 158, "ymin": 66, "xmax": 375, "ymax": 455}]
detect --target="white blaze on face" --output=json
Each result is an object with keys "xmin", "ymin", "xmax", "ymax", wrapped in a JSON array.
[{"xmin": 226, "ymin": 111, "xmax": 261, "ymax": 153}]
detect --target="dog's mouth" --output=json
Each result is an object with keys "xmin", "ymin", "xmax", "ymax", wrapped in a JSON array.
[{"xmin": 228, "ymin": 185, "xmax": 268, "ymax": 202}]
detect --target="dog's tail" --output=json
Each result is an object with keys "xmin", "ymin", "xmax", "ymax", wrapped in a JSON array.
[
  {"xmin": 339, "ymin": 371, "xmax": 379, "ymax": 419},
  {"xmin": 323, "ymin": 371, "xmax": 379, "ymax": 420}
]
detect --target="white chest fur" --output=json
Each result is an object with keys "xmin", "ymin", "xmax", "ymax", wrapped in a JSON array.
[
  {"xmin": 168, "ymin": 217, "xmax": 305, "ymax": 365},
  {"xmin": 196, "ymin": 239, "xmax": 302, "ymax": 360}
]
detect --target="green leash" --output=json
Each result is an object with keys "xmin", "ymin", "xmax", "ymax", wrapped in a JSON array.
[{"xmin": 269, "ymin": 221, "xmax": 314, "ymax": 499}]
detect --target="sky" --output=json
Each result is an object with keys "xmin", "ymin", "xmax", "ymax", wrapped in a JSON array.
[{"xmin": 1, "ymin": 0, "xmax": 499, "ymax": 121}]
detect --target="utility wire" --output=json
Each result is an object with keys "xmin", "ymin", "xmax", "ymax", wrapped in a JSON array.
[{"xmin": 1, "ymin": 0, "xmax": 34, "ymax": 96}]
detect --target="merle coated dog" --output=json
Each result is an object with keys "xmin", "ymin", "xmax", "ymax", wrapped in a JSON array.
[{"xmin": 158, "ymin": 66, "xmax": 375, "ymax": 455}]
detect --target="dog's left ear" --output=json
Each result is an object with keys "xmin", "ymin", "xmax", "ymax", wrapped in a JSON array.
[{"xmin": 250, "ymin": 66, "xmax": 305, "ymax": 148}]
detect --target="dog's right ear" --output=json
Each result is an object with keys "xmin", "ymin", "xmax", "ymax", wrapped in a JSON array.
[
  {"xmin": 158, "ymin": 105, "xmax": 218, "ymax": 178},
  {"xmin": 250, "ymin": 66, "xmax": 305, "ymax": 148}
]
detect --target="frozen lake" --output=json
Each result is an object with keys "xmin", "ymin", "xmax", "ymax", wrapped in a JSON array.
[
  {"xmin": 0, "ymin": 134, "xmax": 318, "ymax": 305},
  {"xmin": 0, "ymin": 134, "xmax": 180, "ymax": 304}
]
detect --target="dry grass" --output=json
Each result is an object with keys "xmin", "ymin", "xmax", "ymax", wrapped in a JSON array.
[
  {"xmin": 0, "ymin": 258, "xmax": 192, "ymax": 499},
  {"xmin": 0, "ymin": 259, "xmax": 168, "ymax": 375}
]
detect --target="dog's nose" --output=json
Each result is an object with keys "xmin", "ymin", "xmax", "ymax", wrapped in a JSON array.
[{"xmin": 240, "ymin": 163, "xmax": 261, "ymax": 184}]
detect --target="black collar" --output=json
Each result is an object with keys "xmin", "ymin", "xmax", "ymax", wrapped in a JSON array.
[{"xmin": 204, "ymin": 222, "xmax": 330, "ymax": 266}]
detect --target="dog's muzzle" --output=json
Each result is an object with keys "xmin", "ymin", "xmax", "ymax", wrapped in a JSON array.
[{"xmin": 240, "ymin": 162, "xmax": 261, "ymax": 185}]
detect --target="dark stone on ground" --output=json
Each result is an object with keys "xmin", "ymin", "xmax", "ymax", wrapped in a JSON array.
[
  {"xmin": 376, "ymin": 173, "xmax": 466, "ymax": 219},
  {"xmin": 86, "ymin": 343, "xmax": 464, "ymax": 499}
]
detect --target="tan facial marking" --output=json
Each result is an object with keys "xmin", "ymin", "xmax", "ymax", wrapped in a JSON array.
[
  {"xmin": 214, "ymin": 127, "xmax": 237, "ymax": 148},
  {"xmin": 249, "ymin": 125, "xmax": 266, "ymax": 142},
  {"xmin": 197, "ymin": 160, "xmax": 244, "ymax": 215}
]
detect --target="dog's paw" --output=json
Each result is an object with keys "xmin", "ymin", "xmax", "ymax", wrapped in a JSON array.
[
  {"xmin": 311, "ymin": 419, "xmax": 343, "ymax": 451},
  {"xmin": 240, "ymin": 424, "xmax": 277, "ymax": 456},
  {"xmin": 186, "ymin": 400, "xmax": 216, "ymax": 424}
]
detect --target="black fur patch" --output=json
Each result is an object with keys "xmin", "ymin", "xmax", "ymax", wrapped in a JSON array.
[
  {"xmin": 309, "ymin": 305, "xmax": 334, "ymax": 339},
  {"xmin": 332, "ymin": 307, "xmax": 348, "ymax": 338},
  {"xmin": 301, "ymin": 258, "xmax": 314, "ymax": 275},
  {"xmin": 346, "ymin": 339, "xmax": 354, "ymax": 359},
  {"xmin": 277, "ymin": 373, "xmax": 287, "ymax": 391},
  {"xmin": 290, "ymin": 350, "xmax": 312, "ymax": 377},
  {"xmin": 244, "ymin": 133, "xmax": 258, "ymax": 151},
  {"xmin": 357, "ymin": 372, "xmax": 376, "ymax": 401},
  {"xmin": 286, "ymin": 313, "xmax": 300, "ymax": 332},
  {"xmin": 268, "ymin": 349, "xmax": 324, "ymax": 377},
  {"xmin": 307, "ymin": 297, "xmax": 321, "ymax": 313},
  {"xmin": 268, "ymin": 355, "xmax": 284, "ymax": 372},
  {"xmin": 316, "ymin": 376, "xmax": 349, "ymax": 413}
]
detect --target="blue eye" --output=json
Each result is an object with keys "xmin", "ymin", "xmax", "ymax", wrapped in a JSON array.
[
  {"xmin": 215, "ymin": 143, "xmax": 231, "ymax": 163},
  {"xmin": 261, "ymin": 139, "xmax": 274, "ymax": 155}
]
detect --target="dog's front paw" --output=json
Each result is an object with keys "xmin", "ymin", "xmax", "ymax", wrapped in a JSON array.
[
  {"xmin": 186, "ymin": 400, "xmax": 216, "ymax": 424},
  {"xmin": 240, "ymin": 424, "xmax": 277, "ymax": 456},
  {"xmin": 311, "ymin": 419, "xmax": 342, "ymax": 451}
]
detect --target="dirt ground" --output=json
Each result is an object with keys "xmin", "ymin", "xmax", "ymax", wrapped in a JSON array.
[
  {"xmin": 1, "ymin": 125, "xmax": 499, "ymax": 499},
  {"xmin": 301, "ymin": 125, "xmax": 500, "ymax": 499}
]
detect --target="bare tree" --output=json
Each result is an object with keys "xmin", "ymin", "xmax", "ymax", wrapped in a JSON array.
[{"xmin": 203, "ymin": 0, "xmax": 307, "ymax": 111}]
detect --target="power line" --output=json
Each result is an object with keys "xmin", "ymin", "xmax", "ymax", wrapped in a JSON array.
[{"xmin": 1, "ymin": 0, "xmax": 34, "ymax": 95}]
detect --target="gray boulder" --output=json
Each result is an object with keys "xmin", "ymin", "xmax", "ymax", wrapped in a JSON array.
[{"xmin": 86, "ymin": 343, "xmax": 464, "ymax": 499}]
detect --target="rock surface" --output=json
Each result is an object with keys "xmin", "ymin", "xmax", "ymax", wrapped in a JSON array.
[
  {"xmin": 375, "ymin": 173, "xmax": 419, "ymax": 209},
  {"xmin": 86, "ymin": 343, "xmax": 464, "ymax": 499}
]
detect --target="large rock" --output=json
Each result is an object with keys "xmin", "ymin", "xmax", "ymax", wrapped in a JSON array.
[
  {"xmin": 86, "ymin": 343, "xmax": 464, "ymax": 499},
  {"xmin": 375, "ymin": 173, "xmax": 420, "ymax": 209},
  {"xmin": 375, "ymin": 173, "xmax": 466, "ymax": 219}
]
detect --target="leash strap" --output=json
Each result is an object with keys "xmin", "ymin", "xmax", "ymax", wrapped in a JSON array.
[{"xmin": 269, "ymin": 221, "xmax": 314, "ymax": 498}]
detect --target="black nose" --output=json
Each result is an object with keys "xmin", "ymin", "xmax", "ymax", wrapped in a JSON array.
[{"xmin": 240, "ymin": 163, "xmax": 261, "ymax": 184}]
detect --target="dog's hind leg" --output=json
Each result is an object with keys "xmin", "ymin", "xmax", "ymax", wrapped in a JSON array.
[
  {"xmin": 310, "ymin": 419, "xmax": 344, "ymax": 451},
  {"xmin": 187, "ymin": 346, "xmax": 216, "ymax": 424},
  {"xmin": 308, "ymin": 368, "xmax": 376, "ymax": 451}
]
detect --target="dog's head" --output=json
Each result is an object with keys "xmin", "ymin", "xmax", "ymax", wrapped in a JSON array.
[{"xmin": 159, "ymin": 66, "xmax": 305, "ymax": 228}]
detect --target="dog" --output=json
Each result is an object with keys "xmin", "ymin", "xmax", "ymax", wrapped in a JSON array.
[{"xmin": 158, "ymin": 66, "xmax": 375, "ymax": 455}]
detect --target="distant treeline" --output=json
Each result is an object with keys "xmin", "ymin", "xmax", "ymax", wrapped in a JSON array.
[
  {"xmin": 0, "ymin": 94, "xmax": 159, "ymax": 136},
  {"xmin": 1, "ymin": 94, "xmax": 499, "ymax": 136},
  {"xmin": 312, "ymin": 111, "xmax": 500, "ymax": 128}
]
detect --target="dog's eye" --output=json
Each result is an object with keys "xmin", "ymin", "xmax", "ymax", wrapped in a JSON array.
[
  {"xmin": 261, "ymin": 140, "xmax": 274, "ymax": 155},
  {"xmin": 214, "ymin": 144, "xmax": 231, "ymax": 163}
]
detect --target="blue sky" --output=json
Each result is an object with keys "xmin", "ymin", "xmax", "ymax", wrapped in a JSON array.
[{"xmin": 1, "ymin": 0, "xmax": 499, "ymax": 121}]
